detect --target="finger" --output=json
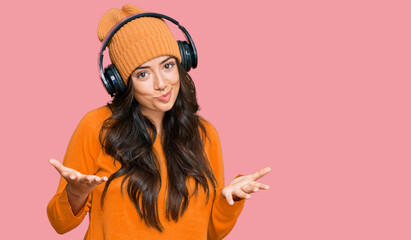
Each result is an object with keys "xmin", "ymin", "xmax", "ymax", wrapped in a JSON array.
[
  {"xmin": 85, "ymin": 175, "xmax": 98, "ymax": 186},
  {"xmin": 60, "ymin": 169, "xmax": 80, "ymax": 182},
  {"xmin": 250, "ymin": 166, "xmax": 272, "ymax": 181},
  {"xmin": 240, "ymin": 183, "xmax": 266, "ymax": 193},
  {"xmin": 240, "ymin": 182, "xmax": 259, "ymax": 193},
  {"xmin": 259, "ymin": 183, "xmax": 270, "ymax": 190},
  {"xmin": 249, "ymin": 180, "xmax": 270, "ymax": 190},
  {"xmin": 226, "ymin": 192, "xmax": 235, "ymax": 205},
  {"xmin": 83, "ymin": 175, "xmax": 107, "ymax": 186},
  {"xmin": 49, "ymin": 158, "xmax": 66, "ymax": 175},
  {"xmin": 49, "ymin": 159, "xmax": 79, "ymax": 180},
  {"xmin": 233, "ymin": 189, "xmax": 251, "ymax": 200},
  {"xmin": 96, "ymin": 176, "xmax": 108, "ymax": 184},
  {"xmin": 221, "ymin": 188, "xmax": 235, "ymax": 205},
  {"xmin": 93, "ymin": 176, "xmax": 107, "ymax": 185},
  {"xmin": 68, "ymin": 173, "xmax": 79, "ymax": 181},
  {"xmin": 77, "ymin": 174, "xmax": 91, "ymax": 184}
]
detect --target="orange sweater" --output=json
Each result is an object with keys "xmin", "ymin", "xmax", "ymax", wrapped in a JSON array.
[{"xmin": 47, "ymin": 106, "xmax": 245, "ymax": 240}]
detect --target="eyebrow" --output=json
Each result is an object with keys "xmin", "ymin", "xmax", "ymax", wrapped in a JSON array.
[{"xmin": 134, "ymin": 57, "xmax": 174, "ymax": 70}]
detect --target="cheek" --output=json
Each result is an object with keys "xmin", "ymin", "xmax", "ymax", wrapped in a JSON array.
[
  {"xmin": 132, "ymin": 82, "xmax": 153, "ymax": 102},
  {"xmin": 172, "ymin": 79, "xmax": 180, "ymax": 96},
  {"xmin": 174, "ymin": 79, "xmax": 181, "ymax": 90},
  {"xmin": 170, "ymin": 72, "xmax": 180, "ymax": 87}
]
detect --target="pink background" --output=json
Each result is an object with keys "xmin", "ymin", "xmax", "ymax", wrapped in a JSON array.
[{"xmin": 1, "ymin": 0, "xmax": 410, "ymax": 239}]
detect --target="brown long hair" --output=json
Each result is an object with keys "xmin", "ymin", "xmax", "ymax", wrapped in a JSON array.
[{"xmin": 99, "ymin": 60, "xmax": 217, "ymax": 231}]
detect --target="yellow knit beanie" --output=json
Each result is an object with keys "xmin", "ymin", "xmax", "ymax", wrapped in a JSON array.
[{"xmin": 97, "ymin": 4, "xmax": 182, "ymax": 84}]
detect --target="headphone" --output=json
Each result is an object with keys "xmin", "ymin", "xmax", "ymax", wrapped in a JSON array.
[{"xmin": 98, "ymin": 12, "xmax": 198, "ymax": 97}]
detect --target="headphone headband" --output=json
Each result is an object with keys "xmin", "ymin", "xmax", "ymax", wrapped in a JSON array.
[{"xmin": 98, "ymin": 12, "xmax": 198, "ymax": 97}]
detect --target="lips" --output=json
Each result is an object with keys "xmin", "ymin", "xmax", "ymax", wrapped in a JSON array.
[{"xmin": 157, "ymin": 91, "xmax": 171, "ymax": 101}]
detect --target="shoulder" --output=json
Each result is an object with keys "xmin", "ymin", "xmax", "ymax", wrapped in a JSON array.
[
  {"xmin": 80, "ymin": 105, "xmax": 112, "ymax": 127},
  {"xmin": 74, "ymin": 105, "xmax": 112, "ymax": 135},
  {"xmin": 200, "ymin": 117, "xmax": 217, "ymax": 133},
  {"xmin": 82, "ymin": 105, "xmax": 112, "ymax": 122},
  {"xmin": 199, "ymin": 118, "xmax": 221, "ymax": 144}
]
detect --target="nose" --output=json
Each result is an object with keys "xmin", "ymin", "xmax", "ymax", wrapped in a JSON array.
[{"xmin": 153, "ymin": 71, "xmax": 167, "ymax": 91}]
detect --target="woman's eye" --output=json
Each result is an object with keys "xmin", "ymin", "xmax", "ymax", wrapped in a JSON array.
[
  {"xmin": 164, "ymin": 62, "xmax": 175, "ymax": 70},
  {"xmin": 137, "ymin": 72, "xmax": 148, "ymax": 79}
]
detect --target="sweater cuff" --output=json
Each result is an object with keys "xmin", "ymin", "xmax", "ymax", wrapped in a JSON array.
[
  {"xmin": 59, "ymin": 186, "xmax": 90, "ymax": 219},
  {"xmin": 214, "ymin": 174, "xmax": 246, "ymax": 216},
  {"xmin": 215, "ymin": 191, "xmax": 245, "ymax": 215}
]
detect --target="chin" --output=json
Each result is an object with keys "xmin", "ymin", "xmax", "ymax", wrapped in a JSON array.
[
  {"xmin": 161, "ymin": 103, "xmax": 176, "ymax": 112},
  {"xmin": 163, "ymin": 96, "xmax": 178, "ymax": 112}
]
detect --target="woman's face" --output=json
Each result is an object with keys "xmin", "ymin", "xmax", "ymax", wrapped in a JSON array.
[{"xmin": 130, "ymin": 55, "xmax": 180, "ymax": 117}]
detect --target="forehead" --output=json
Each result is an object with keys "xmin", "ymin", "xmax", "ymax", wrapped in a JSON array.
[{"xmin": 139, "ymin": 55, "xmax": 175, "ymax": 67}]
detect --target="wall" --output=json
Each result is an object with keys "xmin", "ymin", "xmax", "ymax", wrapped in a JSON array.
[{"xmin": 1, "ymin": 0, "xmax": 410, "ymax": 239}]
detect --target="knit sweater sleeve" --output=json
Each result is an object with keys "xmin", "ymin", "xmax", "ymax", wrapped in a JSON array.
[
  {"xmin": 47, "ymin": 110, "xmax": 103, "ymax": 234},
  {"xmin": 204, "ymin": 121, "xmax": 245, "ymax": 240}
]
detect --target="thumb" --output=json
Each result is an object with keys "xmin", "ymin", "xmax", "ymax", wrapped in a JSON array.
[{"xmin": 49, "ymin": 158, "xmax": 65, "ymax": 175}]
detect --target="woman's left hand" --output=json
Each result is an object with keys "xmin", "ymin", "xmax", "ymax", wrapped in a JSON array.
[{"xmin": 221, "ymin": 166, "xmax": 272, "ymax": 205}]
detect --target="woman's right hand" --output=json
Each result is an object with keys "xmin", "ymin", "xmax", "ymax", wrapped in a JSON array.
[
  {"xmin": 49, "ymin": 158, "xmax": 108, "ymax": 215},
  {"xmin": 49, "ymin": 158, "xmax": 108, "ymax": 198}
]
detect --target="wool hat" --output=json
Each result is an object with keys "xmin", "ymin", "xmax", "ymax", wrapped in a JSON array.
[{"xmin": 97, "ymin": 4, "xmax": 182, "ymax": 84}]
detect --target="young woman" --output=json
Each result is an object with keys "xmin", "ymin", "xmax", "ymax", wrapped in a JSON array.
[{"xmin": 47, "ymin": 4, "xmax": 271, "ymax": 240}]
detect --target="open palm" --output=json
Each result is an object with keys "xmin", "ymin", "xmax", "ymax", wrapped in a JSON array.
[{"xmin": 221, "ymin": 166, "xmax": 271, "ymax": 205}]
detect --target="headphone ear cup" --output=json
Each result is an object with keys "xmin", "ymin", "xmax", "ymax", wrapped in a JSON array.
[
  {"xmin": 178, "ymin": 40, "xmax": 197, "ymax": 72},
  {"xmin": 102, "ymin": 65, "xmax": 115, "ymax": 96},
  {"xmin": 104, "ymin": 64, "xmax": 126, "ymax": 96}
]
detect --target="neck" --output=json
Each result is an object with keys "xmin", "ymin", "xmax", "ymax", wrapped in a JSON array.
[{"xmin": 141, "ymin": 109, "xmax": 165, "ymax": 135}]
